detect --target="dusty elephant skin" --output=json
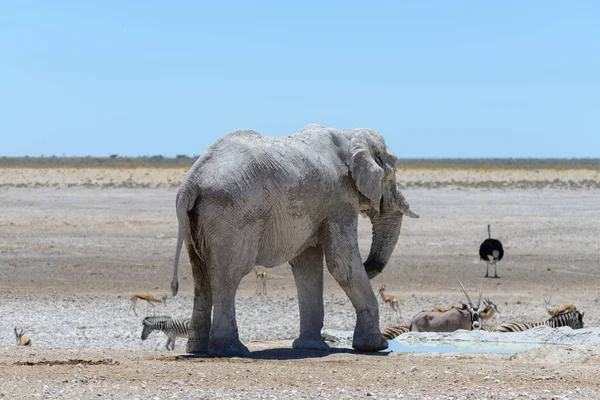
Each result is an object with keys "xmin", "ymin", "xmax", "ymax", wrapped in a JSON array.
[{"xmin": 170, "ymin": 124, "xmax": 418, "ymax": 356}]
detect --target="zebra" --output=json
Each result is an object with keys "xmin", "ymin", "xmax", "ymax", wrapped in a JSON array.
[
  {"xmin": 491, "ymin": 310, "xmax": 584, "ymax": 333},
  {"xmin": 381, "ymin": 325, "xmax": 411, "ymax": 340},
  {"xmin": 141, "ymin": 315, "xmax": 190, "ymax": 350}
]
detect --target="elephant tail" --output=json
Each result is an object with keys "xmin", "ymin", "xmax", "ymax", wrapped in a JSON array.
[{"xmin": 171, "ymin": 188, "xmax": 196, "ymax": 297}]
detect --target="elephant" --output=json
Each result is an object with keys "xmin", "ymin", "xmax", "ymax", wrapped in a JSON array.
[{"xmin": 170, "ymin": 124, "xmax": 419, "ymax": 356}]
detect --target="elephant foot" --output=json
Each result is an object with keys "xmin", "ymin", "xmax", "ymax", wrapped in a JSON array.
[
  {"xmin": 292, "ymin": 336, "xmax": 331, "ymax": 352},
  {"xmin": 186, "ymin": 338, "xmax": 209, "ymax": 355},
  {"xmin": 352, "ymin": 332, "xmax": 388, "ymax": 352},
  {"xmin": 209, "ymin": 338, "xmax": 250, "ymax": 357}
]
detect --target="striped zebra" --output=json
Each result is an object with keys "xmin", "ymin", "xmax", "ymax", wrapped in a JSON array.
[
  {"xmin": 491, "ymin": 310, "xmax": 584, "ymax": 333},
  {"xmin": 141, "ymin": 315, "xmax": 190, "ymax": 350},
  {"xmin": 381, "ymin": 325, "xmax": 411, "ymax": 340}
]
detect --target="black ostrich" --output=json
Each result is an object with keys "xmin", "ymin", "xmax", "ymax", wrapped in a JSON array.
[{"xmin": 479, "ymin": 224, "xmax": 504, "ymax": 278}]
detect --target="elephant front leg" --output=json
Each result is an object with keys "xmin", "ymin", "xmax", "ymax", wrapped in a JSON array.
[
  {"xmin": 186, "ymin": 245, "xmax": 212, "ymax": 354},
  {"xmin": 289, "ymin": 245, "xmax": 330, "ymax": 352},
  {"xmin": 322, "ymin": 221, "xmax": 388, "ymax": 352}
]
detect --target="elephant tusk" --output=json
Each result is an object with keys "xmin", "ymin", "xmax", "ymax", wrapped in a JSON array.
[{"xmin": 401, "ymin": 207, "xmax": 419, "ymax": 219}]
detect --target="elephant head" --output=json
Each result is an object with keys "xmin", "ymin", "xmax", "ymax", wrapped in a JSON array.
[{"xmin": 347, "ymin": 129, "xmax": 419, "ymax": 279}]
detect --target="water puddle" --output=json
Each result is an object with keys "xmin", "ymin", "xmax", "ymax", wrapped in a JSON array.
[{"xmin": 381, "ymin": 340, "xmax": 540, "ymax": 354}]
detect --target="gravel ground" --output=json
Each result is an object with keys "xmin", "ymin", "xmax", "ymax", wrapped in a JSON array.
[{"xmin": 1, "ymin": 293, "xmax": 599, "ymax": 353}]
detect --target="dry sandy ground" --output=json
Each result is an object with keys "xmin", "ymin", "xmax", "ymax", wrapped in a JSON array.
[
  {"xmin": 1, "ymin": 166, "xmax": 600, "ymax": 189},
  {"xmin": 1, "ymin": 167, "xmax": 600, "ymax": 399}
]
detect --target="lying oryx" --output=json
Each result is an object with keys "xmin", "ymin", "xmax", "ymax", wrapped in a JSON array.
[{"xmin": 411, "ymin": 278, "xmax": 496, "ymax": 332}]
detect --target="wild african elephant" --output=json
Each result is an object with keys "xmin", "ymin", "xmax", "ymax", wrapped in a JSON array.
[{"xmin": 171, "ymin": 124, "xmax": 418, "ymax": 356}]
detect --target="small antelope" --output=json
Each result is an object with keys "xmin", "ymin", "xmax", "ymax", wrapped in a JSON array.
[
  {"xmin": 14, "ymin": 328, "xmax": 31, "ymax": 346},
  {"xmin": 480, "ymin": 297, "xmax": 500, "ymax": 328},
  {"xmin": 130, "ymin": 293, "xmax": 167, "ymax": 316},
  {"xmin": 254, "ymin": 267, "xmax": 267, "ymax": 295},
  {"xmin": 375, "ymin": 285, "xmax": 401, "ymax": 320},
  {"xmin": 545, "ymin": 299, "xmax": 577, "ymax": 317},
  {"xmin": 431, "ymin": 304, "xmax": 466, "ymax": 313}
]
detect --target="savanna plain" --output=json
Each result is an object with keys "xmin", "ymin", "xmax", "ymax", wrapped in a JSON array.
[{"xmin": 1, "ymin": 159, "xmax": 600, "ymax": 399}]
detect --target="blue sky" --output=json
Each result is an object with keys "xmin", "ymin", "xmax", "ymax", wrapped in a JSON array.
[{"xmin": 1, "ymin": 1, "xmax": 598, "ymax": 158}]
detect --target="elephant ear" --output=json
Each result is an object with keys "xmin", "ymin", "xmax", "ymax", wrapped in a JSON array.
[{"xmin": 348, "ymin": 130, "xmax": 386, "ymax": 213}]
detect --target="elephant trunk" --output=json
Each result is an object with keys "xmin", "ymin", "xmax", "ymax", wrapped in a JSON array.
[
  {"xmin": 363, "ymin": 211, "xmax": 403, "ymax": 279},
  {"xmin": 363, "ymin": 186, "xmax": 418, "ymax": 279}
]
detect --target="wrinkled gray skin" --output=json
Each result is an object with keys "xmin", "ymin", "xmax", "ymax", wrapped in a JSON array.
[
  {"xmin": 171, "ymin": 124, "xmax": 419, "ymax": 356},
  {"xmin": 410, "ymin": 308, "xmax": 475, "ymax": 332}
]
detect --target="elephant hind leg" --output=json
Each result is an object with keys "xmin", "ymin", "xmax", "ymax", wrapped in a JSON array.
[
  {"xmin": 289, "ymin": 245, "xmax": 330, "ymax": 352},
  {"xmin": 187, "ymin": 243, "xmax": 212, "ymax": 355},
  {"xmin": 207, "ymin": 247, "xmax": 254, "ymax": 357}
]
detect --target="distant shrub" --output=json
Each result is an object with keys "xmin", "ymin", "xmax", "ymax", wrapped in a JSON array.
[{"xmin": 110, "ymin": 154, "xmax": 118, "ymax": 159}]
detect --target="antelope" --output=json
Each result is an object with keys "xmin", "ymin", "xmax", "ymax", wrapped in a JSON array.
[
  {"xmin": 431, "ymin": 304, "xmax": 467, "ymax": 313},
  {"xmin": 375, "ymin": 284, "xmax": 401, "ymax": 320},
  {"xmin": 479, "ymin": 297, "xmax": 500, "ymax": 328},
  {"xmin": 382, "ymin": 294, "xmax": 499, "ymax": 340},
  {"xmin": 254, "ymin": 267, "xmax": 267, "ymax": 295},
  {"xmin": 14, "ymin": 328, "xmax": 31, "ymax": 346},
  {"xmin": 130, "ymin": 292, "xmax": 167, "ymax": 316},
  {"xmin": 544, "ymin": 299, "xmax": 577, "ymax": 317},
  {"xmin": 411, "ymin": 278, "xmax": 487, "ymax": 332}
]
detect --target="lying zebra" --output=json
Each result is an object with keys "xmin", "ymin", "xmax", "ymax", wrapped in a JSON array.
[
  {"xmin": 490, "ymin": 310, "xmax": 584, "ymax": 333},
  {"xmin": 141, "ymin": 315, "xmax": 190, "ymax": 350},
  {"xmin": 381, "ymin": 325, "xmax": 411, "ymax": 340}
]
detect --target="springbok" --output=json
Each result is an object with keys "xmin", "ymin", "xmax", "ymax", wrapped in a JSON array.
[
  {"xmin": 14, "ymin": 327, "xmax": 31, "ymax": 346},
  {"xmin": 544, "ymin": 299, "xmax": 577, "ymax": 317},
  {"xmin": 130, "ymin": 293, "xmax": 167, "ymax": 316},
  {"xmin": 410, "ymin": 278, "xmax": 487, "ymax": 332},
  {"xmin": 479, "ymin": 297, "xmax": 500, "ymax": 328},
  {"xmin": 375, "ymin": 284, "xmax": 401, "ymax": 320},
  {"xmin": 254, "ymin": 267, "xmax": 267, "ymax": 295},
  {"xmin": 431, "ymin": 303, "xmax": 466, "ymax": 313}
]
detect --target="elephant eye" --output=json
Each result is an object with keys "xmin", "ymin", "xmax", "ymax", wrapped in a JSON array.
[{"xmin": 374, "ymin": 153, "xmax": 385, "ymax": 167}]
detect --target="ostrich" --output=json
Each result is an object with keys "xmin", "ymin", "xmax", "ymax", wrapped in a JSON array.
[{"xmin": 479, "ymin": 224, "xmax": 504, "ymax": 278}]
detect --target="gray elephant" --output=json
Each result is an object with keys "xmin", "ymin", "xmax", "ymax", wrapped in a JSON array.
[{"xmin": 171, "ymin": 124, "xmax": 418, "ymax": 356}]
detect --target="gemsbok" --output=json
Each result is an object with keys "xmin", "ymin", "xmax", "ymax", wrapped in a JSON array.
[{"xmin": 410, "ymin": 278, "xmax": 488, "ymax": 332}]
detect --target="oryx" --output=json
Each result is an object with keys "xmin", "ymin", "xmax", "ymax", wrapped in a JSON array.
[{"xmin": 410, "ymin": 278, "xmax": 490, "ymax": 332}]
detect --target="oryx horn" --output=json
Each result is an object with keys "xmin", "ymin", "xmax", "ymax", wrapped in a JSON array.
[
  {"xmin": 456, "ymin": 278, "xmax": 473, "ymax": 308},
  {"xmin": 477, "ymin": 278, "xmax": 483, "ymax": 309}
]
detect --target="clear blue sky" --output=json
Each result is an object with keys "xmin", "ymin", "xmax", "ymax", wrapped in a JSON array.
[{"xmin": 1, "ymin": 1, "xmax": 598, "ymax": 158}]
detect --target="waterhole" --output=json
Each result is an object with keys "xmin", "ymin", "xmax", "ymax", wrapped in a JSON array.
[{"xmin": 381, "ymin": 340, "xmax": 540, "ymax": 354}]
